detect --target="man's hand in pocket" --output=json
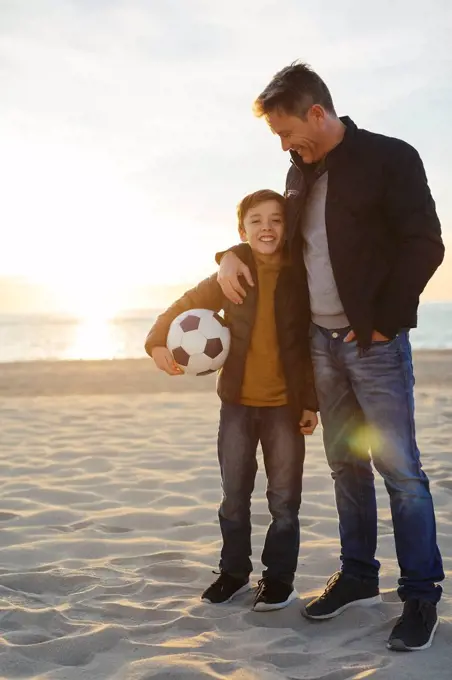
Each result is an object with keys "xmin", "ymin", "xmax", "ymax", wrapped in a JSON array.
[{"xmin": 344, "ymin": 330, "xmax": 390, "ymax": 343}]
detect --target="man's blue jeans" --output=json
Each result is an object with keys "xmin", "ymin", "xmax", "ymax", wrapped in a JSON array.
[
  {"xmin": 310, "ymin": 325, "xmax": 444, "ymax": 603},
  {"xmin": 217, "ymin": 402, "xmax": 305, "ymax": 585}
]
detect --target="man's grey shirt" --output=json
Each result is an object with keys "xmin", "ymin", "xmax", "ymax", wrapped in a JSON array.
[{"xmin": 302, "ymin": 172, "xmax": 349, "ymax": 330}]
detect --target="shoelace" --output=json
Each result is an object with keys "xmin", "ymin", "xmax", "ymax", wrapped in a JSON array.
[
  {"xmin": 255, "ymin": 578, "xmax": 267, "ymax": 597},
  {"xmin": 255, "ymin": 577, "xmax": 286, "ymax": 598},
  {"xmin": 318, "ymin": 571, "xmax": 341, "ymax": 599}
]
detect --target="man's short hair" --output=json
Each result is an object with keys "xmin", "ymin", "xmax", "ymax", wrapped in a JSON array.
[
  {"xmin": 253, "ymin": 62, "xmax": 336, "ymax": 120},
  {"xmin": 237, "ymin": 189, "xmax": 285, "ymax": 229}
]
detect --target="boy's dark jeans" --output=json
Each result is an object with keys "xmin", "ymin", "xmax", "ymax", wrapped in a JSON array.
[{"xmin": 217, "ymin": 402, "xmax": 305, "ymax": 585}]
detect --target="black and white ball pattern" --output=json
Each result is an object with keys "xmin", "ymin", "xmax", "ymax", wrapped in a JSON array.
[{"xmin": 167, "ymin": 309, "xmax": 231, "ymax": 376}]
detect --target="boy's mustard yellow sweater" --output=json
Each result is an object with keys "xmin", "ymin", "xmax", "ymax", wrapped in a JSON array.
[{"xmin": 240, "ymin": 253, "xmax": 287, "ymax": 407}]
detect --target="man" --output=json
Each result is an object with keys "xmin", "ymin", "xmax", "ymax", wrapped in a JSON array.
[{"xmin": 216, "ymin": 62, "xmax": 445, "ymax": 652}]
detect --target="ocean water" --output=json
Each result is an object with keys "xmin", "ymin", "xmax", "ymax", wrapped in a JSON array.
[{"xmin": 0, "ymin": 303, "xmax": 451, "ymax": 363}]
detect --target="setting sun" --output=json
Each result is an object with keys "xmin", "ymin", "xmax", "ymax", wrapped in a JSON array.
[
  {"xmin": 66, "ymin": 315, "xmax": 120, "ymax": 360},
  {"xmin": 53, "ymin": 277, "xmax": 125, "ymax": 321}
]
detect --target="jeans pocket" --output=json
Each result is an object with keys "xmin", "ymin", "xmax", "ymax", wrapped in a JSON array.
[
  {"xmin": 371, "ymin": 339, "xmax": 393, "ymax": 346},
  {"xmin": 367, "ymin": 336, "xmax": 399, "ymax": 358},
  {"xmin": 371, "ymin": 334, "xmax": 398, "ymax": 346}
]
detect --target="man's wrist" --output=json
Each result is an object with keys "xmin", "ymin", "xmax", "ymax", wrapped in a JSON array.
[
  {"xmin": 374, "ymin": 326, "xmax": 397, "ymax": 341},
  {"xmin": 215, "ymin": 243, "xmax": 251, "ymax": 267},
  {"xmin": 215, "ymin": 250, "xmax": 227, "ymax": 265}
]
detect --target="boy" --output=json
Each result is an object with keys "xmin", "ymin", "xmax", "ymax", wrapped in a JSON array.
[{"xmin": 145, "ymin": 190, "xmax": 318, "ymax": 612}]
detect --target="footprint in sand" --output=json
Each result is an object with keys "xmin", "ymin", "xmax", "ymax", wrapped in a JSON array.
[
  {"xmin": 438, "ymin": 479, "xmax": 452, "ymax": 492},
  {"xmin": 97, "ymin": 524, "xmax": 133, "ymax": 534},
  {"xmin": 51, "ymin": 520, "xmax": 93, "ymax": 533},
  {"xmin": 0, "ymin": 511, "xmax": 17, "ymax": 522},
  {"xmin": 111, "ymin": 552, "xmax": 185, "ymax": 567}
]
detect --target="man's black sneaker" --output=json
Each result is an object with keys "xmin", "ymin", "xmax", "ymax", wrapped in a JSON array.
[
  {"xmin": 201, "ymin": 572, "xmax": 251, "ymax": 604},
  {"xmin": 303, "ymin": 571, "xmax": 381, "ymax": 620},
  {"xmin": 253, "ymin": 578, "xmax": 298, "ymax": 612},
  {"xmin": 387, "ymin": 599, "xmax": 439, "ymax": 651}
]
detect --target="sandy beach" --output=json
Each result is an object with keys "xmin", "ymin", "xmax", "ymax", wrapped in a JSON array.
[{"xmin": 0, "ymin": 353, "xmax": 451, "ymax": 679}]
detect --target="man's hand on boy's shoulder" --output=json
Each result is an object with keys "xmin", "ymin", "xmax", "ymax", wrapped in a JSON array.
[
  {"xmin": 299, "ymin": 410, "xmax": 318, "ymax": 436},
  {"xmin": 217, "ymin": 252, "xmax": 254, "ymax": 305},
  {"xmin": 151, "ymin": 347, "xmax": 184, "ymax": 376}
]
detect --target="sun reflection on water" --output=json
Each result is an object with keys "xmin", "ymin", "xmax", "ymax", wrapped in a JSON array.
[{"xmin": 65, "ymin": 314, "xmax": 122, "ymax": 360}]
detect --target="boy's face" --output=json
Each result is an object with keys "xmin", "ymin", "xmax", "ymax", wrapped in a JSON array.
[{"xmin": 239, "ymin": 199, "xmax": 285, "ymax": 255}]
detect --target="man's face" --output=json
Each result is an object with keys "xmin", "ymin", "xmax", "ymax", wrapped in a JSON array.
[
  {"xmin": 239, "ymin": 199, "xmax": 285, "ymax": 255},
  {"xmin": 266, "ymin": 106, "xmax": 327, "ymax": 164}
]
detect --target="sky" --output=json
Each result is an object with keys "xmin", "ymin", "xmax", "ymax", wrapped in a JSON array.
[{"xmin": 0, "ymin": 0, "xmax": 451, "ymax": 315}]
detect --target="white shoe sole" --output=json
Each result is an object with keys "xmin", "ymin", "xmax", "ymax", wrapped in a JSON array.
[
  {"xmin": 201, "ymin": 581, "xmax": 251, "ymax": 604},
  {"xmin": 387, "ymin": 619, "xmax": 439, "ymax": 651},
  {"xmin": 303, "ymin": 594, "xmax": 382, "ymax": 620},
  {"xmin": 253, "ymin": 589, "xmax": 299, "ymax": 612}
]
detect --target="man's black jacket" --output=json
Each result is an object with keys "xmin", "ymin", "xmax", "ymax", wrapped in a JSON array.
[{"xmin": 225, "ymin": 117, "xmax": 445, "ymax": 348}]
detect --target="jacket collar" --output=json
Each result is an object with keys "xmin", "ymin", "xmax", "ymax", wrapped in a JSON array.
[{"xmin": 289, "ymin": 116, "xmax": 357, "ymax": 175}]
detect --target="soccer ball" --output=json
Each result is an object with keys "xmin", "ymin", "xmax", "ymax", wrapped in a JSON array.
[{"xmin": 167, "ymin": 309, "xmax": 230, "ymax": 376}]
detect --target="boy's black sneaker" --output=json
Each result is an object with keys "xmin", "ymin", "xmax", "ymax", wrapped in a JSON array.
[
  {"xmin": 387, "ymin": 599, "xmax": 439, "ymax": 651},
  {"xmin": 303, "ymin": 571, "xmax": 381, "ymax": 620},
  {"xmin": 201, "ymin": 572, "xmax": 251, "ymax": 604},
  {"xmin": 253, "ymin": 577, "xmax": 298, "ymax": 612}
]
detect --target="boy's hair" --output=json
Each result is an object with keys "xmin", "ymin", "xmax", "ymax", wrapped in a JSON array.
[
  {"xmin": 253, "ymin": 61, "xmax": 336, "ymax": 120},
  {"xmin": 237, "ymin": 189, "xmax": 285, "ymax": 230}
]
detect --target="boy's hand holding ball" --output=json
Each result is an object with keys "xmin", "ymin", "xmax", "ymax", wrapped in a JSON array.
[{"xmin": 151, "ymin": 347, "xmax": 184, "ymax": 376}]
